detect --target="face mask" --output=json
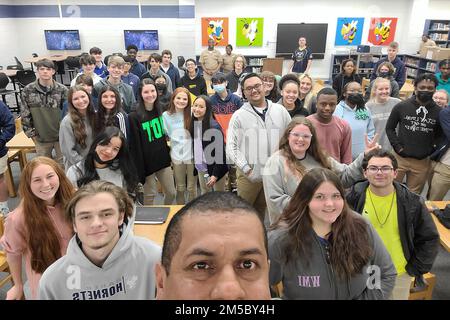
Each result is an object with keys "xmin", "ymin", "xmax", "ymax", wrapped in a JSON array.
[
  {"xmin": 416, "ymin": 91, "xmax": 434, "ymax": 103},
  {"xmin": 213, "ymin": 84, "xmax": 226, "ymax": 93},
  {"xmin": 156, "ymin": 83, "xmax": 166, "ymax": 92},
  {"xmin": 94, "ymin": 151, "xmax": 115, "ymax": 165},
  {"xmin": 379, "ymin": 71, "xmax": 390, "ymax": 78},
  {"xmin": 347, "ymin": 93, "xmax": 365, "ymax": 106}
]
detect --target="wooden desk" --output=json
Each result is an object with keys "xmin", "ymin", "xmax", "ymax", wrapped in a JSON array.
[
  {"xmin": 133, "ymin": 205, "xmax": 183, "ymax": 246},
  {"xmin": 6, "ymin": 131, "xmax": 35, "ymax": 150},
  {"xmin": 426, "ymin": 201, "xmax": 450, "ymax": 252},
  {"xmin": 399, "ymin": 82, "xmax": 414, "ymax": 100},
  {"xmin": 2, "ymin": 70, "xmax": 18, "ymax": 78},
  {"xmin": 24, "ymin": 54, "xmax": 77, "ymax": 64}
]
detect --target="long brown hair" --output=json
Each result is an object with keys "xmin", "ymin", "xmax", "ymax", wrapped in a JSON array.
[
  {"xmin": 167, "ymin": 87, "xmax": 192, "ymax": 131},
  {"xmin": 67, "ymin": 86, "xmax": 97, "ymax": 149},
  {"xmin": 271, "ymin": 168, "xmax": 373, "ymax": 280},
  {"xmin": 278, "ymin": 118, "xmax": 330, "ymax": 179},
  {"xmin": 19, "ymin": 157, "xmax": 75, "ymax": 273}
]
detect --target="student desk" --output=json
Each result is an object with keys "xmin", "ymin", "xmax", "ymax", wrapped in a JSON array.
[
  {"xmin": 133, "ymin": 205, "xmax": 183, "ymax": 246},
  {"xmin": 24, "ymin": 54, "xmax": 76, "ymax": 64},
  {"xmin": 6, "ymin": 131, "xmax": 35, "ymax": 168},
  {"xmin": 426, "ymin": 201, "xmax": 450, "ymax": 252}
]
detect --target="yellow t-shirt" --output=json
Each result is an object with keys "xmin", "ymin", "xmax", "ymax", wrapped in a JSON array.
[{"xmin": 363, "ymin": 188, "xmax": 407, "ymax": 275}]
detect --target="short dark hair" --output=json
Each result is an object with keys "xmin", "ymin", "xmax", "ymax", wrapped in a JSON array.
[
  {"xmin": 79, "ymin": 54, "xmax": 96, "ymax": 66},
  {"xmin": 149, "ymin": 53, "xmax": 162, "ymax": 63},
  {"xmin": 211, "ymin": 72, "xmax": 227, "ymax": 84},
  {"xmin": 35, "ymin": 58, "xmax": 55, "ymax": 70},
  {"xmin": 185, "ymin": 58, "xmax": 196, "ymax": 66},
  {"xmin": 414, "ymin": 73, "xmax": 438, "ymax": 88},
  {"xmin": 241, "ymin": 72, "xmax": 262, "ymax": 88},
  {"xmin": 161, "ymin": 192, "xmax": 268, "ymax": 274},
  {"xmin": 89, "ymin": 46, "xmax": 102, "ymax": 55},
  {"xmin": 126, "ymin": 44, "xmax": 138, "ymax": 52},
  {"xmin": 123, "ymin": 55, "xmax": 133, "ymax": 64},
  {"xmin": 278, "ymin": 73, "xmax": 300, "ymax": 90},
  {"xmin": 362, "ymin": 149, "xmax": 398, "ymax": 170},
  {"xmin": 226, "ymin": 44, "xmax": 233, "ymax": 50},
  {"xmin": 316, "ymin": 87, "xmax": 338, "ymax": 101},
  {"xmin": 438, "ymin": 59, "xmax": 450, "ymax": 68},
  {"xmin": 161, "ymin": 49, "xmax": 172, "ymax": 58}
]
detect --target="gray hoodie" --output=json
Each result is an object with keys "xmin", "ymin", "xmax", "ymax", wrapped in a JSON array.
[
  {"xmin": 226, "ymin": 100, "xmax": 292, "ymax": 182},
  {"xmin": 263, "ymin": 151, "xmax": 365, "ymax": 223},
  {"xmin": 269, "ymin": 214, "xmax": 397, "ymax": 300},
  {"xmin": 38, "ymin": 219, "xmax": 161, "ymax": 300}
]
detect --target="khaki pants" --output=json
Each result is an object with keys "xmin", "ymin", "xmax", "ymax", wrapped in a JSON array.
[
  {"xmin": 225, "ymin": 165, "xmax": 237, "ymax": 192},
  {"xmin": 236, "ymin": 169, "xmax": 266, "ymax": 221},
  {"xmin": 173, "ymin": 161, "xmax": 197, "ymax": 204},
  {"xmin": 34, "ymin": 140, "xmax": 63, "ymax": 167},
  {"xmin": 391, "ymin": 273, "xmax": 413, "ymax": 300},
  {"xmin": 143, "ymin": 166, "xmax": 176, "ymax": 205},
  {"xmin": 197, "ymin": 171, "xmax": 226, "ymax": 194},
  {"xmin": 394, "ymin": 153, "xmax": 430, "ymax": 195},
  {"xmin": 429, "ymin": 162, "xmax": 450, "ymax": 200}
]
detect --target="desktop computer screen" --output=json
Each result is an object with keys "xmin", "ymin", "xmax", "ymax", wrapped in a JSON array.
[
  {"xmin": 124, "ymin": 30, "xmax": 159, "ymax": 50},
  {"xmin": 44, "ymin": 30, "xmax": 81, "ymax": 50}
]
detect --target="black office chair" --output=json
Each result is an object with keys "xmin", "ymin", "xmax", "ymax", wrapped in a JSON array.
[
  {"xmin": 16, "ymin": 69, "xmax": 36, "ymax": 91},
  {"xmin": 104, "ymin": 55, "xmax": 112, "ymax": 66},
  {"xmin": 65, "ymin": 55, "xmax": 81, "ymax": 82},
  {"xmin": 0, "ymin": 72, "xmax": 20, "ymax": 113},
  {"xmin": 177, "ymin": 56, "xmax": 186, "ymax": 72}
]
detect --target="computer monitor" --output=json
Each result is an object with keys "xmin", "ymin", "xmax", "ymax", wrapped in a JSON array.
[
  {"xmin": 124, "ymin": 30, "xmax": 159, "ymax": 50},
  {"xmin": 44, "ymin": 30, "xmax": 81, "ymax": 50}
]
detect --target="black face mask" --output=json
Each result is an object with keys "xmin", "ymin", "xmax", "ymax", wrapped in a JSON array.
[
  {"xmin": 416, "ymin": 91, "xmax": 434, "ymax": 103},
  {"xmin": 379, "ymin": 71, "xmax": 390, "ymax": 78},
  {"xmin": 156, "ymin": 83, "xmax": 167, "ymax": 92},
  {"xmin": 94, "ymin": 151, "xmax": 115, "ymax": 165},
  {"xmin": 347, "ymin": 93, "xmax": 365, "ymax": 106}
]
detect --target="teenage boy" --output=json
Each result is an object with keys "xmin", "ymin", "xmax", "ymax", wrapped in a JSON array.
[
  {"xmin": 180, "ymin": 58, "xmax": 208, "ymax": 98},
  {"xmin": 141, "ymin": 53, "xmax": 173, "ymax": 93},
  {"xmin": 122, "ymin": 56, "xmax": 140, "ymax": 99},
  {"xmin": 39, "ymin": 181, "xmax": 161, "ymax": 300},
  {"xmin": 386, "ymin": 73, "xmax": 442, "ymax": 194},
  {"xmin": 199, "ymin": 38, "xmax": 223, "ymax": 82},
  {"xmin": 155, "ymin": 192, "xmax": 271, "ymax": 300},
  {"xmin": 307, "ymin": 87, "xmax": 353, "ymax": 164},
  {"xmin": 346, "ymin": 149, "xmax": 439, "ymax": 300},
  {"xmin": 210, "ymin": 72, "xmax": 243, "ymax": 193},
  {"xmin": 0, "ymin": 101, "xmax": 15, "ymax": 216},
  {"xmin": 436, "ymin": 59, "xmax": 450, "ymax": 96},
  {"xmin": 226, "ymin": 73, "xmax": 291, "ymax": 220},
  {"xmin": 21, "ymin": 58, "xmax": 68, "ymax": 165},
  {"xmin": 160, "ymin": 49, "xmax": 181, "ymax": 89},
  {"xmin": 289, "ymin": 37, "xmax": 313, "ymax": 74},
  {"xmin": 94, "ymin": 55, "xmax": 136, "ymax": 113},
  {"xmin": 126, "ymin": 44, "xmax": 146, "ymax": 79},
  {"xmin": 70, "ymin": 54, "xmax": 102, "ymax": 87},
  {"xmin": 370, "ymin": 42, "xmax": 406, "ymax": 89},
  {"xmin": 89, "ymin": 46, "xmax": 108, "ymax": 79}
]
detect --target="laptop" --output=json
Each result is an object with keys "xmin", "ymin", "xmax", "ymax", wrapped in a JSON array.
[{"xmin": 134, "ymin": 206, "xmax": 170, "ymax": 225}]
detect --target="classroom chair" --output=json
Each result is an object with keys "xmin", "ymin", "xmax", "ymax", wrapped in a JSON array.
[
  {"xmin": 0, "ymin": 72, "xmax": 20, "ymax": 113},
  {"xmin": 0, "ymin": 214, "xmax": 13, "ymax": 290}
]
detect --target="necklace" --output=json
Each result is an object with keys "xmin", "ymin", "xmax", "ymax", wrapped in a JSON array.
[{"xmin": 367, "ymin": 189, "xmax": 396, "ymax": 228}]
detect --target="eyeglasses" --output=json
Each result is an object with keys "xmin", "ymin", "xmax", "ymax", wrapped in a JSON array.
[
  {"xmin": 243, "ymin": 83, "xmax": 263, "ymax": 93},
  {"xmin": 289, "ymin": 132, "xmax": 313, "ymax": 140},
  {"xmin": 366, "ymin": 166, "xmax": 394, "ymax": 174}
]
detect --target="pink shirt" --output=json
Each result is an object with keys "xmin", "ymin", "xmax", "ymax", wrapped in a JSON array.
[
  {"xmin": 0, "ymin": 204, "xmax": 73, "ymax": 299},
  {"xmin": 307, "ymin": 115, "xmax": 353, "ymax": 164}
]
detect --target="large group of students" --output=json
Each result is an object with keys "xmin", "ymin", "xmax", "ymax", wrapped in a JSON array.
[{"xmin": 0, "ymin": 34, "xmax": 449, "ymax": 300}]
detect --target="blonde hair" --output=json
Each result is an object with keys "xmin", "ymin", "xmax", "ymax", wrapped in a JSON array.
[
  {"xmin": 369, "ymin": 77, "xmax": 391, "ymax": 102},
  {"xmin": 298, "ymin": 73, "xmax": 315, "ymax": 112}
]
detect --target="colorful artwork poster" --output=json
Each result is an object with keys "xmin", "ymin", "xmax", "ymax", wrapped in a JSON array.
[
  {"xmin": 335, "ymin": 17, "xmax": 364, "ymax": 46},
  {"xmin": 236, "ymin": 17, "xmax": 264, "ymax": 46},
  {"xmin": 201, "ymin": 17, "xmax": 229, "ymax": 46},
  {"xmin": 368, "ymin": 17, "xmax": 398, "ymax": 46}
]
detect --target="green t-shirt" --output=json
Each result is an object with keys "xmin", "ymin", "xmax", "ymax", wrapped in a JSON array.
[{"xmin": 363, "ymin": 188, "xmax": 407, "ymax": 274}]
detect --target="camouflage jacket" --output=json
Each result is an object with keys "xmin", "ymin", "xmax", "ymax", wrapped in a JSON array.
[{"xmin": 20, "ymin": 80, "xmax": 68, "ymax": 142}]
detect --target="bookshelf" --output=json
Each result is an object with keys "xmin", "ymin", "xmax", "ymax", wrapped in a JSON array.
[
  {"xmin": 330, "ymin": 53, "xmax": 384, "ymax": 82},
  {"xmin": 424, "ymin": 19, "xmax": 450, "ymax": 48},
  {"xmin": 403, "ymin": 54, "xmax": 438, "ymax": 80}
]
